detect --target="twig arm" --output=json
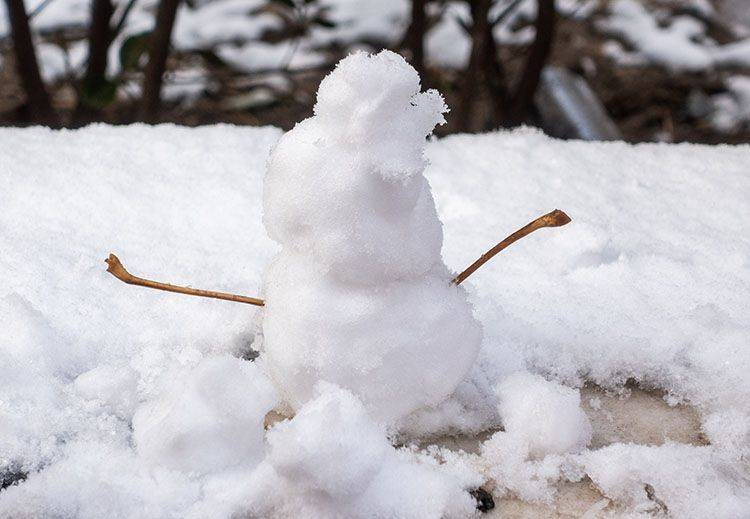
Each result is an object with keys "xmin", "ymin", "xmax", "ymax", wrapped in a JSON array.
[
  {"xmin": 452, "ymin": 209, "xmax": 571, "ymax": 285},
  {"xmin": 105, "ymin": 253, "xmax": 265, "ymax": 306}
]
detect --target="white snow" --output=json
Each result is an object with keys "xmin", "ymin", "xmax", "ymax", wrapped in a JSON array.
[
  {"xmin": 477, "ymin": 372, "xmax": 591, "ymax": 503},
  {"xmin": 597, "ymin": 0, "xmax": 713, "ymax": 72},
  {"xmin": 494, "ymin": 372, "xmax": 591, "ymax": 459},
  {"xmin": 598, "ymin": 0, "xmax": 750, "ymax": 73},
  {"xmin": 710, "ymin": 75, "xmax": 750, "ymax": 133},
  {"xmin": 259, "ymin": 383, "xmax": 479, "ymax": 519},
  {"xmin": 1, "ymin": 69, "xmax": 750, "ymax": 515},
  {"xmin": 575, "ymin": 442, "xmax": 750, "ymax": 518},
  {"xmin": 260, "ymin": 51, "xmax": 482, "ymax": 423},
  {"xmin": 132, "ymin": 355, "xmax": 277, "ymax": 473}
]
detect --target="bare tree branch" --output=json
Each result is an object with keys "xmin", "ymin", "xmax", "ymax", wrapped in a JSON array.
[
  {"xmin": 139, "ymin": 0, "xmax": 181, "ymax": 122},
  {"xmin": 73, "ymin": 0, "xmax": 115, "ymax": 124},
  {"xmin": 4, "ymin": 0, "xmax": 58, "ymax": 126},
  {"xmin": 404, "ymin": 0, "xmax": 427, "ymax": 78},
  {"xmin": 505, "ymin": 0, "xmax": 556, "ymax": 125}
]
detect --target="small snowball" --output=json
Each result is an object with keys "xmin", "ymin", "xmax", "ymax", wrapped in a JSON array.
[
  {"xmin": 268, "ymin": 382, "xmax": 388, "ymax": 497},
  {"xmin": 262, "ymin": 383, "xmax": 477, "ymax": 519},
  {"xmin": 495, "ymin": 372, "xmax": 592, "ymax": 459},
  {"xmin": 132, "ymin": 355, "xmax": 277, "ymax": 473}
]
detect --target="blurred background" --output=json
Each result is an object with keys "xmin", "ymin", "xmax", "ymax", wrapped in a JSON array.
[{"xmin": 1, "ymin": 0, "xmax": 748, "ymax": 143}]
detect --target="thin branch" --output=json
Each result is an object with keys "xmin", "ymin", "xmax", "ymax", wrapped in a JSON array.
[
  {"xmin": 112, "ymin": 0, "xmax": 138, "ymax": 37},
  {"xmin": 490, "ymin": 0, "xmax": 525, "ymax": 26},
  {"xmin": 452, "ymin": 209, "xmax": 571, "ymax": 285},
  {"xmin": 105, "ymin": 253, "xmax": 265, "ymax": 306},
  {"xmin": 27, "ymin": 0, "xmax": 55, "ymax": 19}
]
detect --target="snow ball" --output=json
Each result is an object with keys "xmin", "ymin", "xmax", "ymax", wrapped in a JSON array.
[
  {"xmin": 495, "ymin": 372, "xmax": 592, "ymax": 458},
  {"xmin": 261, "ymin": 255, "xmax": 482, "ymax": 424},
  {"xmin": 263, "ymin": 383, "xmax": 478, "ymax": 519},
  {"xmin": 132, "ymin": 355, "xmax": 277, "ymax": 473},
  {"xmin": 267, "ymin": 382, "xmax": 388, "ymax": 497},
  {"xmin": 314, "ymin": 49, "xmax": 447, "ymax": 177},
  {"xmin": 262, "ymin": 50, "xmax": 447, "ymax": 283}
]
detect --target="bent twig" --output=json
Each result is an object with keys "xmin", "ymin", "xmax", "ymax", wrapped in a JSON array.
[
  {"xmin": 105, "ymin": 253, "xmax": 265, "ymax": 306},
  {"xmin": 452, "ymin": 209, "xmax": 571, "ymax": 285}
]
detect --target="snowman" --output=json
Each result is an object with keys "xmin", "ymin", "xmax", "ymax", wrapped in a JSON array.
[
  {"xmin": 105, "ymin": 50, "xmax": 569, "ymax": 425},
  {"xmin": 258, "ymin": 50, "xmax": 482, "ymax": 424}
]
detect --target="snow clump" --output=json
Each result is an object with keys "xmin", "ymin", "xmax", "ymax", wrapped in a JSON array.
[
  {"xmin": 260, "ymin": 50, "xmax": 482, "ymax": 424},
  {"xmin": 132, "ymin": 355, "xmax": 277, "ymax": 473},
  {"xmin": 261, "ymin": 383, "xmax": 480, "ymax": 519},
  {"xmin": 478, "ymin": 372, "xmax": 591, "ymax": 502},
  {"xmin": 494, "ymin": 371, "xmax": 591, "ymax": 459}
]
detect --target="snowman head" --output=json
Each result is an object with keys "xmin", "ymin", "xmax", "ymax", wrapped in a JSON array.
[{"xmin": 262, "ymin": 51, "xmax": 449, "ymax": 285}]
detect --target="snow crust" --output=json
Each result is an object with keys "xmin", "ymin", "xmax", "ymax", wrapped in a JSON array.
[
  {"xmin": 260, "ymin": 51, "xmax": 482, "ymax": 424},
  {"xmin": 1, "ymin": 119, "xmax": 750, "ymax": 515}
]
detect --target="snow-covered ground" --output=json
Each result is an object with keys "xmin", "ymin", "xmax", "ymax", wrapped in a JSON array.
[{"xmin": 1, "ymin": 119, "xmax": 750, "ymax": 517}]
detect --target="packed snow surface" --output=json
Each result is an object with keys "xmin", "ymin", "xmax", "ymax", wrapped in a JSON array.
[
  {"xmin": 261, "ymin": 51, "xmax": 481, "ymax": 423},
  {"xmin": 1, "ymin": 112, "xmax": 750, "ymax": 515}
]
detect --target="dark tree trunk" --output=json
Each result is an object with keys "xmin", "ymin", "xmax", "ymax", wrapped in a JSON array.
[
  {"xmin": 505, "ymin": 0, "xmax": 556, "ymax": 126},
  {"xmin": 4, "ymin": 0, "xmax": 58, "ymax": 126},
  {"xmin": 456, "ymin": 0, "xmax": 494, "ymax": 132},
  {"xmin": 73, "ymin": 0, "xmax": 115, "ymax": 125},
  {"xmin": 404, "ymin": 0, "xmax": 427, "ymax": 79},
  {"xmin": 139, "ymin": 0, "xmax": 180, "ymax": 123}
]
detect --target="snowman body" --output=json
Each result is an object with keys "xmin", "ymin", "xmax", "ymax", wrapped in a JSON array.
[{"xmin": 260, "ymin": 51, "xmax": 482, "ymax": 423}]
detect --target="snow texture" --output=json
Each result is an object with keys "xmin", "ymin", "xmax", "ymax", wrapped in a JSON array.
[
  {"xmin": 477, "ymin": 373, "xmax": 591, "ymax": 503},
  {"xmin": 576, "ymin": 442, "xmax": 750, "ymax": 518},
  {"xmin": 711, "ymin": 75, "xmax": 750, "ymax": 133},
  {"xmin": 494, "ymin": 372, "xmax": 591, "ymax": 459},
  {"xmin": 258, "ymin": 383, "xmax": 479, "ymax": 519},
  {"xmin": 133, "ymin": 355, "xmax": 277, "ymax": 473},
  {"xmin": 598, "ymin": 0, "xmax": 750, "ymax": 72},
  {"xmin": 260, "ymin": 51, "xmax": 482, "ymax": 423},
  {"xmin": 1, "ymin": 86, "xmax": 750, "ymax": 516}
]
